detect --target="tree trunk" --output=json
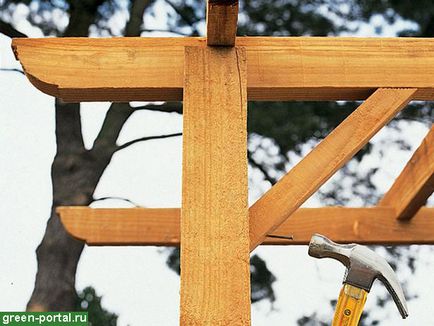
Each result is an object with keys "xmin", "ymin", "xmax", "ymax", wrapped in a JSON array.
[
  {"xmin": 27, "ymin": 0, "xmax": 150, "ymax": 311},
  {"xmin": 27, "ymin": 100, "xmax": 105, "ymax": 311}
]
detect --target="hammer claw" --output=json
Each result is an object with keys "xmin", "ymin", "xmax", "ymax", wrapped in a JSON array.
[{"xmin": 308, "ymin": 233, "xmax": 408, "ymax": 319}]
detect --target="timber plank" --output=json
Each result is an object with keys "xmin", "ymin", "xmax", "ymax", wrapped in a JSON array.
[
  {"xmin": 57, "ymin": 206, "xmax": 434, "ymax": 246},
  {"xmin": 249, "ymin": 88, "xmax": 416, "ymax": 250},
  {"xmin": 12, "ymin": 37, "xmax": 434, "ymax": 101},
  {"xmin": 207, "ymin": 0, "xmax": 238, "ymax": 46},
  {"xmin": 57, "ymin": 207, "xmax": 180, "ymax": 245},
  {"xmin": 379, "ymin": 126, "xmax": 434, "ymax": 219},
  {"xmin": 180, "ymin": 46, "xmax": 250, "ymax": 325}
]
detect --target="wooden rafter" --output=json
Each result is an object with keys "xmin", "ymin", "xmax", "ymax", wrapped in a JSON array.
[
  {"xmin": 180, "ymin": 46, "xmax": 250, "ymax": 325},
  {"xmin": 12, "ymin": 37, "xmax": 434, "ymax": 102},
  {"xmin": 249, "ymin": 88, "xmax": 416, "ymax": 250},
  {"xmin": 57, "ymin": 206, "xmax": 434, "ymax": 246},
  {"xmin": 379, "ymin": 126, "xmax": 434, "ymax": 220},
  {"xmin": 207, "ymin": 0, "xmax": 238, "ymax": 46}
]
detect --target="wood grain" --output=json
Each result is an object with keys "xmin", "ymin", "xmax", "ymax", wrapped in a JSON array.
[
  {"xmin": 12, "ymin": 37, "xmax": 434, "ymax": 102},
  {"xmin": 249, "ymin": 88, "xmax": 416, "ymax": 250},
  {"xmin": 57, "ymin": 206, "xmax": 434, "ymax": 245},
  {"xmin": 207, "ymin": 0, "xmax": 238, "ymax": 46},
  {"xmin": 379, "ymin": 126, "xmax": 434, "ymax": 220},
  {"xmin": 180, "ymin": 46, "xmax": 250, "ymax": 325},
  {"xmin": 57, "ymin": 207, "xmax": 180, "ymax": 245}
]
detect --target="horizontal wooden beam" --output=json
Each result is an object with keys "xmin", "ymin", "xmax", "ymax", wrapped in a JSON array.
[
  {"xmin": 58, "ymin": 207, "xmax": 179, "ymax": 245},
  {"xmin": 207, "ymin": 0, "xmax": 238, "ymax": 46},
  {"xmin": 12, "ymin": 37, "xmax": 434, "ymax": 102},
  {"xmin": 249, "ymin": 88, "xmax": 415, "ymax": 250},
  {"xmin": 57, "ymin": 207, "xmax": 434, "ymax": 246},
  {"xmin": 379, "ymin": 126, "xmax": 434, "ymax": 220}
]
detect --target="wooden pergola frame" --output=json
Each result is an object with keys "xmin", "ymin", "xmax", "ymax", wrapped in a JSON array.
[{"xmin": 12, "ymin": 1, "xmax": 433, "ymax": 324}]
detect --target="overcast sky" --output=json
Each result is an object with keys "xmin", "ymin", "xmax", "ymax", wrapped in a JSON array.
[{"xmin": 1, "ymin": 2, "xmax": 433, "ymax": 325}]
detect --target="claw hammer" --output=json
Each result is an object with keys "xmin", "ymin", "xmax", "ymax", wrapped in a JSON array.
[{"xmin": 308, "ymin": 234, "xmax": 408, "ymax": 325}]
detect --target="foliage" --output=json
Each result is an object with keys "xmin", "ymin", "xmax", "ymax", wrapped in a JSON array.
[
  {"xmin": 75, "ymin": 286, "xmax": 118, "ymax": 326},
  {"xmin": 1, "ymin": 0, "xmax": 433, "ymax": 323},
  {"xmin": 250, "ymin": 254, "xmax": 276, "ymax": 303}
]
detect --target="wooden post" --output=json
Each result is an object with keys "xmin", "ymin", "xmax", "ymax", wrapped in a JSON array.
[
  {"xmin": 180, "ymin": 46, "xmax": 250, "ymax": 325},
  {"xmin": 207, "ymin": 0, "xmax": 239, "ymax": 46}
]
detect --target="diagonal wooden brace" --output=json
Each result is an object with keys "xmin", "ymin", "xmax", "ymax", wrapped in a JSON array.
[
  {"xmin": 249, "ymin": 88, "xmax": 417, "ymax": 250},
  {"xmin": 379, "ymin": 125, "xmax": 434, "ymax": 220}
]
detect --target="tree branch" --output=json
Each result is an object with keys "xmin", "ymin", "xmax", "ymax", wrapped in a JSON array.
[
  {"xmin": 248, "ymin": 151, "xmax": 277, "ymax": 185},
  {"xmin": 0, "ymin": 68, "xmax": 24, "ymax": 75},
  {"xmin": 92, "ymin": 0, "xmax": 153, "ymax": 154},
  {"xmin": 125, "ymin": 0, "xmax": 152, "ymax": 36},
  {"xmin": 141, "ymin": 28, "xmax": 190, "ymax": 36},
  {"xmin": 0, "ymin": 20, "xmax": 27, "ymax": 38},
  {"xmin": 92, "ymin": 103, "xmax": 134, "ymax": 154},
  {"xmin": 116, "ymin": 132, "xmax": 182, "ymax": 152},
  {"xmin": 164, "ymin": 0, "xmax": 200, "ymax": 34},
  {"xmin": 92, "ymin": 196, "xmax": 143, "ymax": 207},
  {"xmin": 132, "ymin": 102, "xmax": 183, "ymax": 114}
]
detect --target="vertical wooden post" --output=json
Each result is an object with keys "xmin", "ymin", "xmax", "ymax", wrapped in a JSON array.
[
  {"xmin": 206, "ymin": 0, "xmax": 239, "ymax": 46},
  {"xmin": 180, "ymin": 46, "xmax": 250, "ymax": 325}
]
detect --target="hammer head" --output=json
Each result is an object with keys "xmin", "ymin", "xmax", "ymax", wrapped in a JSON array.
[{"xmin": 308, "ymin": 234, "xmax": 408, "ymax": 319}]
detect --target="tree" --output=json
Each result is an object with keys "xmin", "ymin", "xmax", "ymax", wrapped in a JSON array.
[
  {"xmin": 0, "ymin": 0, "xmax": 432, "ymax": 324},
  {"xmin": 1, "ymin": 0, "xmax": 162, "ymax": 312}
]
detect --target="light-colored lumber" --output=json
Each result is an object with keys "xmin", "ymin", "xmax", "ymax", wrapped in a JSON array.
[
  {"xmin": 207, "ymin": 0, "xmax": 238, "ymax": 46},
  {"xmin": 57, "ymin": 206, "xmax": 434, "ymax": 245},
  {"xmin": 379, "ymin": 126, "xmax": 434, "ymax": 220},
  {"xmin": 249, "ymin": 88, "xmax": 416, "ymax": 250},
  {"xmin": 57, "ymin": 207, "xmax": 180, "ymax": 245},
  {"xmin": 12, "ymin": 37, "xmax": 434, "ymax": 102},
  {"xmin": 180, "ymin": 46, "xmax": 250, "ymax": 325}
]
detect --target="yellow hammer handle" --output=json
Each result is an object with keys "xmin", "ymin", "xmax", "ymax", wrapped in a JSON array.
[{"xmin": 332, "ymin": 284, "xmax": 368, "ymax": 326}]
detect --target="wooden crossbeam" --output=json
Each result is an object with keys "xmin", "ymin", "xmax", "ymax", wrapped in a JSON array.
[
  {"xmin": 12, "ymin": 37, "xmax": 434, "ymax": 102},
  {"xmin": 207, "ymin": 1, "xmax": 238, "ymax": 46},
  {"xmin": 180, "ymin": 46, "xmax": 250, "ymax": 325},
  {"xmin": 249, "ymin": 88, "xmax": 416, "ymax": 250},
  {"xmin": 379, "ymin": 126, "xmax": 434, "ymax": 220},
  {"xmin": 57, "ymin": 207, "xmax": 434, "ymax": 246}
]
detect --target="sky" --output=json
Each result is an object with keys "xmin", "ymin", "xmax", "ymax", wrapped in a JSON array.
[{"xmin": 1, "ymin": 1, "xmax": 433, "ymax": 325}]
